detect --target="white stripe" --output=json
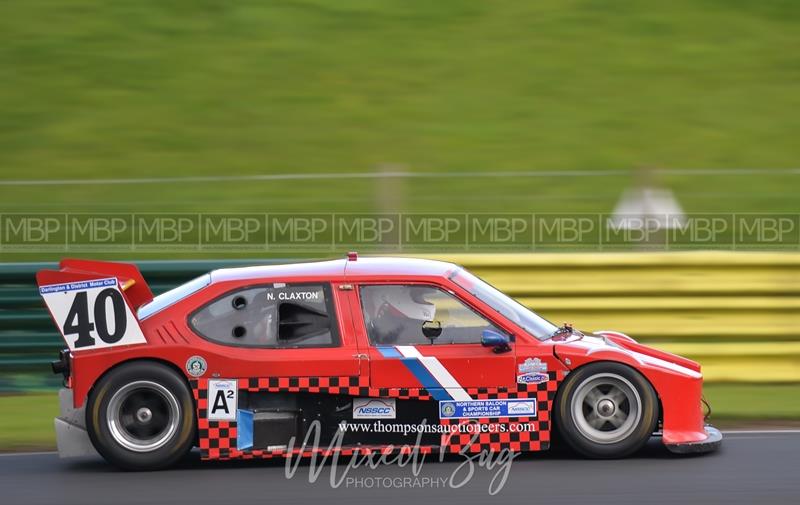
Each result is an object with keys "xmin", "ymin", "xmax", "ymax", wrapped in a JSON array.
[
  {"xmin": 395, "ymin": 345, "xmax": 423, "ymax": 359},
  {"xmin": 418, "ymin": 357, "xmax": 473, "ymax": 401},
  {"xmin": 395, "ymin": 346, "xmax": 472, "ymax": 401},
  {"xmin": 4, "ymin": 168, "xmax": 798, "ymax": 186}
]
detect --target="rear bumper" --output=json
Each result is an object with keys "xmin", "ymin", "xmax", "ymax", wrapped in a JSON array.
[
  {"xmin": 664, "ymin": 425, "xmax": 723, "ymax": 454},
  {"xmin": 54, "ymin": 388, "xmax": 99, "ymax": 459}
]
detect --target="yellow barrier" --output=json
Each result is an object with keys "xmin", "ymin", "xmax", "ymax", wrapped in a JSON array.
[{"xmin": 421, "ymin": 252, "xmax": 800, "ymax": 382}]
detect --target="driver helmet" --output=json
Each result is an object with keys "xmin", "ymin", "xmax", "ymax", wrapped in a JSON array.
[
  {"xmin": 370, "ymin": 286, "xmax": 436, "ymax": 344},
  {"xmin": 375, "ymin": 285, "xmax": 436, "ymax": 321}
]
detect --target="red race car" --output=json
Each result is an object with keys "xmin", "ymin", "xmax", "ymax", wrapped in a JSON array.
[{"xmin": 37, "ymin": 254, "xmax": 721, "ymax": 470}]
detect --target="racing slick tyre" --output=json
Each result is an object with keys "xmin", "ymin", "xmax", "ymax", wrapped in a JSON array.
[
  {"xmin": 555, "ymin": 362, "xmax": 658, "ymax": 458},
  {"xmin": 86, "ymin": 361, "xmax": 195, "ymax": 470}
]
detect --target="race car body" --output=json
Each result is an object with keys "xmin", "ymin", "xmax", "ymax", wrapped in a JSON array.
[{"xmin": 37, "ymin": 255, "xmax": 721, "ymax": 469}]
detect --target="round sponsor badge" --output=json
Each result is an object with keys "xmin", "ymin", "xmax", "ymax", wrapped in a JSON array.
[
  {"xmin": 441, "ymin": 403, "xmax": 456, "ymax": 417},
  {"xmin": 186, "ymin": 355, "xmax": 207, "ymax": 377}
]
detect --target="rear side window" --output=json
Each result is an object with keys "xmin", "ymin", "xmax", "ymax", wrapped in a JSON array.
[{"xmin": 189, "ymin": 283, "xmax": 339, "ymax": 348}]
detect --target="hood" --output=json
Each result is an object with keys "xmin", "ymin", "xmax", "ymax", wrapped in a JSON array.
[{"xmin": 555, "ymin": 330, "xmax": 701, "ymax": 376}]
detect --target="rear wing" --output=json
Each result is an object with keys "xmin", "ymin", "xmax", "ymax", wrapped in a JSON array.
[
  {"xmin": 36, "ymin": 259, "xmax": 151, "ymax": 352},
  {"xmin": 37, "ymin": 259, "xmax": 153, "ymax": 310}
]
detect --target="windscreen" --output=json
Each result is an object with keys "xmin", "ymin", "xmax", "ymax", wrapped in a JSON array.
[{"xmin": 450, "ymin": 268, "xmax": 558, "ymax": 340}]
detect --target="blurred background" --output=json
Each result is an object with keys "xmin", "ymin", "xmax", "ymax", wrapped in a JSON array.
[{"xmin": 1, "ymin": 0, "xmax": 799, "ymax": 450}]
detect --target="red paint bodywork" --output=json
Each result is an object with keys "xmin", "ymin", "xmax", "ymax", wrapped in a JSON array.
[{"xmin": 37, "ymin": 257, "xmax": 713, "ymax": 450}]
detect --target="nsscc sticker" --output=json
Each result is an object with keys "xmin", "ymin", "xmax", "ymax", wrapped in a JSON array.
[
  {"xmin": 439, "ymin": 399, "xmax": 536, "ymax": 419},
  {"xmin": 39, "ymin": 278, "xmax": 146, "ymax": 352},
  {"xmin": 353, "ymin": 398, "xmax": 396, "ymax": 419}
]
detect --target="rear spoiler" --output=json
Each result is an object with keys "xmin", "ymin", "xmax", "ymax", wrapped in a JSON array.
[
  {"xmin": 36, "ymin": 259, "xmax": 154, "ymax": 311},
  {"xmin": 36, "ymin": 259, "xmax": 151, "ymax": 352}
]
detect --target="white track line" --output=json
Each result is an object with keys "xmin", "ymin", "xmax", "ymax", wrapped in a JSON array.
[
  {"xmin": 0, "ymin": 451, "xmax": 57, "ymax": 457},
  {"xmin": 1, "ymin": 168, "xmax": 800, "ymax": 186},
  {"xmin": 721, "ymin": 429, "xmax": 800, "ymax": 435}
]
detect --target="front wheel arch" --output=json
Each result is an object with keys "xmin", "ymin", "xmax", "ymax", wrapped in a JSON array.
[{"xmin": 552, "ymin": 361, "xmax": 660, "ymax": 458}]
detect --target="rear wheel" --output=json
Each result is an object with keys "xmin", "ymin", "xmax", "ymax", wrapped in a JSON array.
[
  {"xmin": 86, "ymin": 361, "xmax": 195, "ymax": 470},
  {"xmin": 555, "ymin": 362, "xmax": 658, "ymax": 458}
]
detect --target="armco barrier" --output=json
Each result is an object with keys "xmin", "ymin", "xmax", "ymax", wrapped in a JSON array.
[{"xmin": 0, "ymin": 252, "xmax": 798, "ymax": 390}]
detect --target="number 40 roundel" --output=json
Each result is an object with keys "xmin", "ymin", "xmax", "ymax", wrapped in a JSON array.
[{"xmin": 39, "ymin": 278, "xmax": 147, "ymax": 351}]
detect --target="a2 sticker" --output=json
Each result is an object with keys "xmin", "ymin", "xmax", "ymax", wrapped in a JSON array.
[
  {"xmin": 208, "ymin": 379, "xmax": 238, "ymax": 421},
  {"xmin": 39, "ymin": 278, "xmax": 146, "ymax": 352}
]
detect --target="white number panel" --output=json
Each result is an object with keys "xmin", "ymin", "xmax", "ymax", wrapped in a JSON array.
[
  {"xmin": 39, "ymin": 277, "xmax": 147, "ymax": 351},
  {"xmin": 208, "ymin": 379, "xmax": 238, "ymax": 421}
]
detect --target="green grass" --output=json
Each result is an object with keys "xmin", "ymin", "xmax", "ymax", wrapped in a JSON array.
[
  {"xmin": 1, "ymin": 0, "xmax": 799, "ymax": 237},
  {"xmin": 0, "ymin": 394, "xmax": 59, "ymax": 450},
  {"xmin": 1, "ymin": 384, "xmax": 798, "ymax": 450},
  {"xmin": 703, "ymin": 384, "xmax": 800, "ymax": 420}
]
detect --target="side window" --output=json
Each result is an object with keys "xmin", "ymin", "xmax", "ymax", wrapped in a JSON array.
[
  {"xmin": 190, "ymin": 283, "xmax": 339, "ymax": 348},
  {"xmin": 359, "ymin": 284, "xmax": 504, "ymax": 346}
]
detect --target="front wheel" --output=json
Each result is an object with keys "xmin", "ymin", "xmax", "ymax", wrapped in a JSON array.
[
  {"xmin": 555, "ymin": 362, "xmax": 658, "ymax": 458},
  {"xmin": 86, "ymin": 361, "xmax": 195, "ymax": 470}
]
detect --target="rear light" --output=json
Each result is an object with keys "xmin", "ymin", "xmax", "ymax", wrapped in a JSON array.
[{"xmin": 51, "ymin": 348, "xmax": 71, "ymax": 384}]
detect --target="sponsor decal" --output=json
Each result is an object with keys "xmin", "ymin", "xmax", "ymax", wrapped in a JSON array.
[
  {"xmin": 441, "ymin": 403, "xmax": 456, "ymax": 417},
  {"xmin": 38, "ymin": 278, "xmax": 147, "ymax": 352},
  {"xmin": 353, "ymin": 398, "xmax": 396, "ymax": 419},
  {"xmin": 208, "ymin": 379, "xmax": 238, "ymax": 421},
  {"xmin": 518, "ymin": 357, "xmax": 547, "ymax": 374},
  {"xmin": 439, "ymin": 399, "xmax": 537, "ymax": 419},
  {"xmin": 517, "ymin": 372, "xmax": 549, "ymax": 384},
  {"xmin": 185, "ymin": 355, "xmax": 207, "ymax": 377},
  {"xmin": 507, "ymin": 401, "xmax": 536, "ymax": 416}
]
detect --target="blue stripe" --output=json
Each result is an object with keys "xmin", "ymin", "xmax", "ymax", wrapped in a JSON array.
[
  {"xmin": 236, "ymin": 409, "xmax": 253, "ymax": 451},
  {"xmin": 400, "ymin": 357, "xmax": 453, "ymax": 401},
  {"xmin": 377, "ymin": 346, "xmax": 403, "ymax": 358}
]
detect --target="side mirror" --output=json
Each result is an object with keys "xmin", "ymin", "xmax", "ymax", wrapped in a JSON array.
[
  {"xmin": 422, "ymin": 320, "xmax": 442, "ymax": 343},
  {"xmin": 481, "ymin": 329, "xmax": 511, "ymax": 353}
]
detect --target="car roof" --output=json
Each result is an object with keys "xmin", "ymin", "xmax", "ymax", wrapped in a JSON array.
[{"xmin": 209, "ymin": 256, "xmax": 459, "ymax": 284}]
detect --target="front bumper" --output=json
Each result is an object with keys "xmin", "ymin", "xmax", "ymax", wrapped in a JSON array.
[
  {"xmin": 54, "ymin": 388, "xmax": 99, "ymax": 459},
  {"xmin": 664, "ymin": 425, "xmax": 723, "ymax": 454}
]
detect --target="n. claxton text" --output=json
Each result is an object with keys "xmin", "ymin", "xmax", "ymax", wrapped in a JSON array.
[{"xmin": 266, "ymin": 291, "xmax": 320, "ymax": 301}]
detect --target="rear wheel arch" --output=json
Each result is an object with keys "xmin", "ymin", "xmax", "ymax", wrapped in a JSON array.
[
  {"xmin": 85, "ymin": 358, "xmax": 197, "ymax": 470},
  {"xmin": 87, "ymin": 357, "xmax": 193, "ymax": 397}
]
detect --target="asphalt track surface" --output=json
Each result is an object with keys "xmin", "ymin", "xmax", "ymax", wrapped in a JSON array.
[{"xmin": 1, "ymin": 431, "xmax": 798, "ymax": 505}]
